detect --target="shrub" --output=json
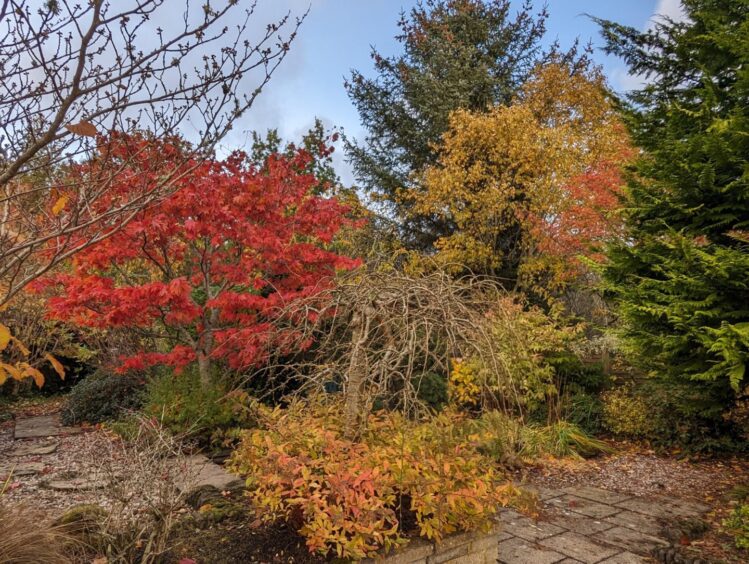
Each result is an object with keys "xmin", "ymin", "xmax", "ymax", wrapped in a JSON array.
[
  {"xmin": 601, "ymin": 385, "xmax": 657, "ymax": 439},
  {"xmin": 563, "ymin": 390, "xmax": 605, "ymax": 435},
  {"xmin": 62, "ymin": 370, "xmax": 144, "ymax": 425},
  {"xmin": 230, "ymin": 399, "xmax": 517, "ymax": 560},
  {"xmin": 143, "ymin": 367, "xmax": 255, "ymax": 444},
  {"xmin": 603, "ymin": 382, "xmax": 747, "ymax": 451},
  {"xmin": 724, "ymin": 504, "xmax": 749, "ymax": 550},
  {"xmin": 414, "ymin": 371, "xmax": 448, "ymax": 410}
]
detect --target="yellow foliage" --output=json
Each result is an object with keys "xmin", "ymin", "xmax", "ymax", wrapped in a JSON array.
[
  {"xmin": 0, "ymin": 324, "xmax": 10, "ymax": 352},
  {"xmin": 449, "ymin": 358, "xmax": 482, "ymax": 407},
  {"xmin": 405, "ymin": 62, "xmax": 632, "ymax": 290}
]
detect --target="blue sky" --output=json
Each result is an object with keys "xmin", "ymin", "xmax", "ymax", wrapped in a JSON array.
[{"xmin": 225, "ymin": 0, "xmax": 686, "ymax": 184}]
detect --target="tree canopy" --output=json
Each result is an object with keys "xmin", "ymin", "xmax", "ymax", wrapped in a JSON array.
[{"xmin": 599, "ymin": 0, "xmax": 749, "ymax": 426}]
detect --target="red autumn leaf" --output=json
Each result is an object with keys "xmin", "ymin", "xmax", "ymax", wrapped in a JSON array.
[{"xmin": 36, "ymin": 133, "xmax": 361, "ymax": 373}]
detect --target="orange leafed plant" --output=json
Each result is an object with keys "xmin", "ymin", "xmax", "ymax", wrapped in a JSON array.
[{"xmin": 230, "ymin": 399, "xmax": 517, "ymax": 560}]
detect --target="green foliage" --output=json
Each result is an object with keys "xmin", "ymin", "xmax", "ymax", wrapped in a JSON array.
[
  {"xmin": 724, "ymin": 503, "xmax": 749, "ymax": 550},
  {"xmin": 249, "ymin": 118, "xmax": 340, "ymax": 195},
  {"xmin": 563, "ymin": 391, "xmax": 605, "ymax": 435},
  {"xmin": 346, "ymin": 0, "xmax": 586, "ymax": 250},
  {"xmin": 230, "ymin": 400, "xmax": 517, "ymax": 560},
  {"xmin": 461, "ymin": 297, "xmax": 579, "ymax": 413},
  {"xmin": 143, "ymin": 367, "xmax": 255, "ymax": 443},
  {"xmin": 598, "ymin": 1, "xmax": 749, "ymax": 436},
  {"xmin": 602, "ymin": 381, "xmax": 745, "ymax": 451},
  {"xmin": 475, "ymin": 411, "xmax": 611, "ymax": 463},
  {"xmin": 414, "ymin": 371, "xmax": 448, "ymax": 410},
  {"xmin": 62, "ymin": 370, "xmax": 143, "ymax": 425}
]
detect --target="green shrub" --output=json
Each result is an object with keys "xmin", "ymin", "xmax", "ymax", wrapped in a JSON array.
[
  {"xmin": 143, "ymin": 367, "xmax": 254, "ymax": 444},
  {"xmin": 62, "ymin": 370, "xmax": 144, "ymax": 425},
  {"xmin": 564, "ymin": 390, "xmax": 605, "ymax": 435},
  {"xmin": 601, "ymin": 382, "xmax": 745, "ymax": 451},
  {"xmin": 414, "ymin": 371, "xmax": 448, "ymax": 410},
  {"xmin": 724, "ymin": 503, "xmax": 749, "ymax": 550}
]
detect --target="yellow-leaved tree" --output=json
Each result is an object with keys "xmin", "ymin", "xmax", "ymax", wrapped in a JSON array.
[{"xmin": 402, "ymin": 62, "xmax": 633, "ymax": 293}]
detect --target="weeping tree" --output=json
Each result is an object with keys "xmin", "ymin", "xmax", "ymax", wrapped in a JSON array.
[{"xmin": 255, "ymin": 268, "xmax": 575, "ymax": 438}]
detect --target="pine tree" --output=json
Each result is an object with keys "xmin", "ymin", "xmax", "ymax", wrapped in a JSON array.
[
  {"xmin": 599, "ymin": 0, "xmax": 749, "ymax": 432},
  {"xmin": 345, "ymin": 0, "xmax": 586, "ymax": 250}
]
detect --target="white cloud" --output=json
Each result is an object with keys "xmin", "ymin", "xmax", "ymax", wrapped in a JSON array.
[{"xmin": 648, "ymin": 0, "xmax": 688, "ymax": 28}]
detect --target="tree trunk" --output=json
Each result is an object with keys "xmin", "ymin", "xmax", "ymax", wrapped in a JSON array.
[
  {"xmin": 197, "ymin": 353, "xmax": 212, "ymax": 388},
  {"xmin": 344, "ymin": 305, "xmax": 372, "ymax": 440}
]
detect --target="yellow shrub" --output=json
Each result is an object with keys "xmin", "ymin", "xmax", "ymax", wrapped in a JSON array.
[
  {"xmin": 449, "ymin": 358, "xmax": 482, "ymax": 407},
  {"xmin": 230, "ymin": 400, "xmax": 517, "ymax": 560},
  {"xmin": 601, "ymin": 386, "xmax": 657, "ymax": 438}
]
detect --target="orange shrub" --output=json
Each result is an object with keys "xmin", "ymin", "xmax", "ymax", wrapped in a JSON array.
[{"xmin": 230, "ymin": 400, "xmax": 516, "ymax": 560}]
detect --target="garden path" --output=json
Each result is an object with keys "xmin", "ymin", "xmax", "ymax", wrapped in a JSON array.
[
  {"xmin": 0, "ymin": 413, "xmax": 718, "ymax": 563},
  {"xmin": 1, "ymin": 413, "xmax": 240, "ymax": 505},
  {"xmin": 496, "ymin": 484, "xmax": 709, "ymax": 563}
]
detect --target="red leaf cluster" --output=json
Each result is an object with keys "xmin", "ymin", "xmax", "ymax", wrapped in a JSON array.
[{"xmin": 36, "ymin": 134, "xmax": 360, "ymax": 372}]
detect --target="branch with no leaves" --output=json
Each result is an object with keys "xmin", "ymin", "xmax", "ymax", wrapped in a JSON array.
[{"xmin": 0, "ymin": 0, "xmax": 306, "ymax": 304}]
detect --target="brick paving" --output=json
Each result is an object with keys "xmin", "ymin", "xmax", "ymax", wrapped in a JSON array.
[{"xmin": 497, "ymin": 485, "xmax": 709, "ymax": 563}]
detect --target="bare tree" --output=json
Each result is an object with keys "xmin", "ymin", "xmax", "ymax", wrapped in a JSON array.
[
  {"xmin": 0, "ymin": 0, "xmax": 305, "ymax": 304},
  {"xmin": 255, "ymin": 269, "xmax": 535, "ymax": 438}
]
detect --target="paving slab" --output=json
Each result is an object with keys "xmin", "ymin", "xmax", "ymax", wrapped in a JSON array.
[
  {"xmin": 498, "ymin": 537, "xmax": 566, "ymax": 564},
  {"xmin": 547, "ymin": 495, "xmax": 622, "ymax": 519},
  {"xmin": 13, "ymin": 415, "xmax": 82, "ymax": 439},
  {"xmin": 523, "ymin": 485, "xmax": 565, "ymax": 501},
  {"xmin": 592, "ymin": 526, "xmax": 669, "ymax": 556},
  {"xmin": 42, "ymin": 476, "xmax": 106, "ymax": 491},
  {"xmin": 562, "ymin": 486, "xmax": 632, "ymax": 506},
  {"xmin": 598, "ymin": 552, "xmax": 648, "ymax": 563},
  {"xmin": 548, "ymin": 511, "xmax": 615, "ymax": 535},
  {"xmin": 497, "ymin": 509, "xmax": 566, "ymax": 541},
  {"xmin": 7, "ymin": 440, "xmax": 59, "ymax": 456},
  {"xmin": 539, "ymin": 531, "xmax": 619, "ymax": 564},
  {"xmin": 179, "ymin": 454, "xmax": 243, "ymax": 492},
  {"xmin": 0, "ymin": 461, "xmax": 45, "ymax": 477},
  {"xmin": 604, "ymin": 510, "xmax": 664, "ymax": 536},
  {"xmin": 614, "ymin": 497, "xmax": 706, "ymax": 520}
]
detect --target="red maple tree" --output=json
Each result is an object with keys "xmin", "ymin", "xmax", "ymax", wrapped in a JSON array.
[{"xmin": 35, "ymin": 134, "xmax": 359, "ymax": 385}]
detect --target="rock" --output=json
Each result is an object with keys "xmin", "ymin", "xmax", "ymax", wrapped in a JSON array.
[
  {"xmin": 8, "ymin": 440, "xmax": 59, "ymax": 456},
  {"xmin": 185, "ymin": 484, "xmax": 224, "ymax": 510},
  {"xmin": 177, "ymin": 454, "xmax": 243, "ymax": 492},
  {"xmin": 13, "ymin": 415, "xmax": 83, "ymax": 439},
  {"xmin": 0, "ymin": 461, "xmax": 45, "ymax": 477}
]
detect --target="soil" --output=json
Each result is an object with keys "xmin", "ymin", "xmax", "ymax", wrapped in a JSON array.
[{"xmin": 170, "ymin": 518, "xmax": 325, "ymax": 564}]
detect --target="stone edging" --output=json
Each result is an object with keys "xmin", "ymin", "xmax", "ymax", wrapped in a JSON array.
[{"xmin": 362, "ymin": 525, "xmax": 501, "ymax": 564}]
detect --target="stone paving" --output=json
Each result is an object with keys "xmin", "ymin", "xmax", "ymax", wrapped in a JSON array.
[
  {"xmin": 4, "ymin": 414, "xmax": 240, "ymax": 492},
  {"xmin": 496, "ymin": 485, "xmax": 709, "ymax": 564}
]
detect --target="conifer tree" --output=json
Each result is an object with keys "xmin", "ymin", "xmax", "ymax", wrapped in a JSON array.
[
  {"xmin": 599, "ymin": 0, "xmax": 749, "ymax": 430},
  {"xmin": 346, "ymin": 0, "xmax": 586, "ymax": 250}
]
